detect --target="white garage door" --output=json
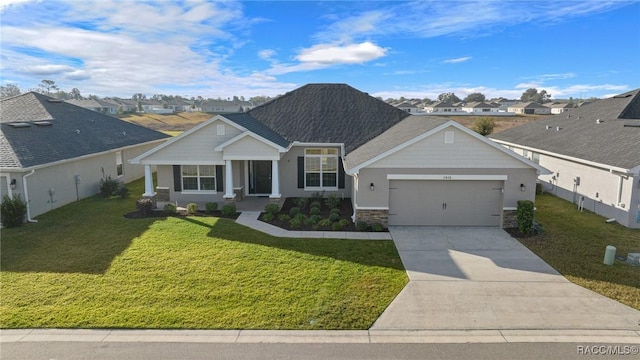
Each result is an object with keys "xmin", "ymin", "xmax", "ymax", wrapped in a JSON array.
[{"xmin": 389, "ymin": 180, "xmax": 503, "ymax": 226}]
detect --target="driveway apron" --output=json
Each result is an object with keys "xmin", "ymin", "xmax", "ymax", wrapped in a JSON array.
[{"xmin": 372, "ymin": 227, "xmax": 640, "ymax": 331}]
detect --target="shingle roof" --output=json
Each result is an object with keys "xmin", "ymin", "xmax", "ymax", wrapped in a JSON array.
[
  {"xmin": 1, "ymin": 92, "xmax": 169, "ymax": 169},
  {"xmin": 509, "ymin": 102, "xmax": 547, "ymax": 109},
  {"xmin": 490, "ymin": 89, "xmax": 640, "ymax": 170},
  {"xmin": 224, "ymin": 113, "xmax": 289, "ymax": 148},
  {"xmin": 246, "ymin": 84, "xmax": 410, "ymax": 153},
  {"xmin": 463, "ymin": 101, "xmax": 498, "ymax": 108},
  {"xmin": 344, "ymin": 116, "xmax": 447, "ymax": 170},
  {"xmin": 65, "ymin": 98, "xmax": 118, "ymax": 109}
]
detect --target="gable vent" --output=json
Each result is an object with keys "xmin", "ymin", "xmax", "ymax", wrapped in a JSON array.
[{"xmin": 8, "ymin": 122, "xmax": 31, "ymax": 128}]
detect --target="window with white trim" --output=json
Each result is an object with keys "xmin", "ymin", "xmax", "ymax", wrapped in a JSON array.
[
  {"xmin": 305, "ymin": 148, "xmax": 338, "ymax": 189},
  {"xmin": 182, "ymin": 165, "xmax": 216, "ymax": 191},
  {"xmin": 116, "ymin": 151, "xmax": 124, "ymax": 176}
]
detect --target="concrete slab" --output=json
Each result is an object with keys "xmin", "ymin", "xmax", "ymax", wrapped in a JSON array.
[
  {"xmin": 500, "ymin": 330, "xmax": 640, "ymax": 343},
  {"xmin": 369, "ymin": 330, "xmax": 506, "ymax": 343},
  {"xmin": 236, "ymin": 330, "xmax": 370, "ymax": 343}
]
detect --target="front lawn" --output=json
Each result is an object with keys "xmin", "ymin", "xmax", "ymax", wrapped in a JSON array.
[
  {"xmin": 1, "ymin": 178, "xmax": 407, "ymax": 329},
  {"xmin": 516, "ymin": 194, "xmax": 640, "ymax": 310}
]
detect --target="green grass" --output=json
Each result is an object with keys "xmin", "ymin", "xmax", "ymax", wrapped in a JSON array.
[
  {"xmin": 1, "ymin": 178, "xmax": 407, "ymax": 329},
  {"xmin": 517, "ymin": 194, "xmax": 640, "ymax": 310}
]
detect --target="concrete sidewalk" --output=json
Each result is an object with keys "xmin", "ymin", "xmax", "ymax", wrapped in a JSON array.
[
  {"xmin": 2, "ymin": 329, "xmax": 639, "ymax": 344},
  {"xmin": 235, "ymin": 211, "xmax": 392, "ymax": 240}
]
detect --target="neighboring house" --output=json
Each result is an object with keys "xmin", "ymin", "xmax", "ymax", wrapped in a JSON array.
[
  {"xmin": 65, "ymin": 98, "xmax": 119, "ymax": 114},
  {"xmin": 165, "ymin": 98, "xmax": 193, "ymax": 112},
  {"xmin": 508, "ymin": 102, "xmax": 552, "ymax": 115},
  {"xmin": 545, "ymin": 102, "xmax": 576, "ymax": 114},
  {"xmin": 201, "ymin": 100, "xmax": 252, "ymax": 113},
  {"xmin": 460, "ymin": 101, "xmax": 500, "ymax": 113},
  {"xmin": 424, "ymin": 101, "xmax": 460, "ymax": 113},
  {"xmin": 132, "ymin": 84, "xmax": 546, "ymax": 227},
  {"xmin": 0, "ymin": 92, "xmax": 169, "ymax": 219},
  {"xmin": 491, "ymin": 89, "xmax": 640, "ymax": 229},
  {"xmin": 396, "ymin": 102, "xmax": 420, "ymax": 113}
]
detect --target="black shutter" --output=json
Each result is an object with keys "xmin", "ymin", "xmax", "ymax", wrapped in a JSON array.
[
  {"xmin": 216, "ymin": 165, "xmax": 224, "ymax": 192},
  {"xmin": 297, "ymin": 156, "xmax": 304, "ymax": 188},
  {"xmin": 338, "ymin": 157, "xmax": 345, "ymax": 189},
  {"xmin": 173, "ymin": 165, "xmax": 182, "ymax": 191}
]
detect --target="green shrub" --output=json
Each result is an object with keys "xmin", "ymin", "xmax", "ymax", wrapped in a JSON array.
[
  {"xmin": 329, "ymin": 208, "xmax": 340, "ymax": 216},
  {"xmin": 535, "ymin": 183, "xmax": 543, "ymax": 195},
  {"xmin": 0, "ymin": 194, "xmax": 27, "ymax": 228},
  {"xmin": 278, "ymin": 214, "xmax": 291, "ymax": 222},
  {"xmin": 264, "ymin": 203, "xmax": 280, "ymax": 215},
  {"xmin": 472, "ymin": 116, "xmax": 495, "ymax": 136},
  {"xmin": 310, "ymin": 201, "xmax": 322, "ymax": 209},
  {"xmin": 221, "ymin": 204, "xmax": 236, "ymax": 217},
  {"xmin": 310, "ymin": 191, "xmax": 324, "ymax": 202},
  {"xmin": 293, "ymin": 197, "xmax": 308, "ymax": 209},
  {"xmin": 263, "ymin": 213, "xmax": 275, "ymax": 222},
  {"xmin": 309, "ymin": 214, "xmax": 322, "ymax": 223},
  {"xmin": 332, "ymin": 222, "xmax": 344, "ymax": 231},
  {"xmin": 206, "ymin": 202, "xmax": 218, "ymax": 213},
  {"xmin": 136, "ymin": 198, "xmax": 154, "ymax": 216},
  {"xmin": 289, "ymin": 207, "xmax": 301, "ymax": 217},
  {"xmin": 328, "ymin": 212, "xmax": 341, "ymax": 222},
  {"xmin": 319, "ymin": 218, "xmax": 331, "ymax": 227},
  {"xmin": 309, "ymin": 207, "xmax": 321, "ymax": 216},
  {"xmin": 325, "ymin": 194, "xmax": 341, "ymax": 209},
  {"xmin": 339, "ymin": 219, "xmax": 350, "ymax": 227},
  {"xmin": 118, "ymin": 186, "xmax": 130, "ymax": 199},
  {"xmin": 186, "ymin": 203, "xmax": 198, "ymax": 215},
  {"xmin": 517, "ymin": 200, "xmax": 535, "ymax": 234},
  {"xmin": 163, "ymin": 203, "xmax": 177, "ymax": 214},
  {"xmin": 303, "ymin": 216, "xmax": 316, "ymax": 227},
  {"xmin": 99, "ymin": 175, "xmax": 121, "ymax": 197},
  {"xmin": 294, "ymin": 213, "xmax": 307, "ymax": 222},
  {"xmin": 290, "ymin": 218, "xmax": 302, "ymax": 228},
  {"xmin": 356, "ymin": 221, "xmax": 369, "ymax": 232},
  {"xmin": 371, "ymin": 222, "xmax": 385, "ymax": 232}
]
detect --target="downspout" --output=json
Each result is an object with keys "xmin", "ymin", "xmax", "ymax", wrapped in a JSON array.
[{"xmin": 22, "ymin": 169, "xmax": 38, "ymax": 223}]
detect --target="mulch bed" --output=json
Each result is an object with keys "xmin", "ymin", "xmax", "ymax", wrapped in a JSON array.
[
  {"xmin": 124, "ymin": 210, "xmax": 239, "ymax": 220},
  {"xmin": 504, "ymin": 227, "xmax": 542, "ymax": 239},
  {"xmin": 258, "ymin": 197, "xmax": 388, "ymax": 232}
]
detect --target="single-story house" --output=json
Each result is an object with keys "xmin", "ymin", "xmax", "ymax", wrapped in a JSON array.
[
  {"xmin": 508, "ymin": 102, "xmax": 552, "ymax": 115},
  {"xmin": 0, "ymin": 92, "xmax": 169, "ymax": 219},
  {"xmin": 491, "ymin": 89, "xmax": 640, "ymax": 229},
  {"xmin": 65, "ymin": 98, "xmax": 120, "ymax": 114},
  {"xmin": 396, "ymin": 102, "xmax": 420, "ymax": 113},
  {"xmin": 424, "ymin": 101, "xmax": 460, "ymax": 113},
  {"xmin": 200, "ymin": 100, "xmax": 252, "ymax": 113},
  {"xmin": 132, "ymin": 84, "xmax": 547, "ymax": 227},
  {"xmin": 460, "ymin": 101, "xmax": 500, "ymax": 113},
  {"xmin": 545, "ymin": 102, "xmax": 575, "ymax": 114}
]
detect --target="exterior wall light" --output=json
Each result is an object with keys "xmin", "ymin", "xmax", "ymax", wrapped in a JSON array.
[
  {"xmin": 370, "ymin": 183, "xmax": 375, "ymax": 191},
  {"xmin": 10, "ymin": 179, "xmax": 17, "ymax": 190},
  {"xmin": 520, "ymin": 183, "xmax": 526, "ymax": 192}
]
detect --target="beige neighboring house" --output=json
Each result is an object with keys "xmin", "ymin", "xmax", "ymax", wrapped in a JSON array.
[
  {"xmin": 65, "ymin": 98, "xmax": 120, "ymax": 114},
  {"xmin": 396, "ymin": 102, "xmax": 420, "ymax": 113},
  {"xmin": 508, "ymin": 102, "xmax": 552, "ymax": 115},
  {"xmin": 424, "ymin": 101, "xmax": 460, "ymax": 113},
  {"xmin": 491, "ymin": 89, "xmax": 640, "ymax": 229},
  {"xmin": 460, "ymin": 101, "xmax": 500, "ymax": 113},
  {"xmin": 132, "ymin": 84, "xmax": 547, "ymax": 227},
  {"xmin": 0, "ymin": 92, "xmax": 169, "ymax": 220},
  {"xmin": 545, "ymin": 102, "xmax": 576, "ymax": 114}
]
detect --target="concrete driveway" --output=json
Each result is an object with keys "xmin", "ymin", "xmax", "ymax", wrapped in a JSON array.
[{"xmin": 372, "ymin": 227, "xmax": 640, "ymax": 331}]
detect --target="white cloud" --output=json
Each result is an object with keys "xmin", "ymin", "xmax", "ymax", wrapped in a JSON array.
[
  {"xmin": 258, "ymin": 49, "xmax": 276, "ymax": 61},
  {"xmin": 296, "ymin": 42, "xmax": 387, "ymax": 64},
  {"xmin": 20, "ymin": 64, "xmax": 76, "ymax": 75},
  {"xmin": 443, "ymin": 56, "xmax": 472, "ymax": 64}
]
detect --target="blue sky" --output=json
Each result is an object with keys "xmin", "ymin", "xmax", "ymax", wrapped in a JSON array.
[{"xmin": 1, "ymin": 0, "xmax": 639, "ymax": 100}]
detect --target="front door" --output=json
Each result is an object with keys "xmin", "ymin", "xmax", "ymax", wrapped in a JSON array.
[{"xmin": 249, "ymin": 161, "xmax": 272, "ymax": 195}]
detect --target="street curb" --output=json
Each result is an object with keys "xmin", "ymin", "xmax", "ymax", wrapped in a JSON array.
[{"xmin": 2, "ymin": 329, "xmax": 639, "ymax": 344}]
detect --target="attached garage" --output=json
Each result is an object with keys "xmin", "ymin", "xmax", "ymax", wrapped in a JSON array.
[{"xmin": 388, "ymin": 177, "xmax": 504, "ymax": 226}]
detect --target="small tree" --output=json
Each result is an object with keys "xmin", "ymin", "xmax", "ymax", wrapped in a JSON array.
[
  {"xmin": 1, "ymin": 194, "xmax": 27, "ymax": 227},
  {"xmin": 473, "ymin": 117, "xmax": 495, "ymax": 136}
]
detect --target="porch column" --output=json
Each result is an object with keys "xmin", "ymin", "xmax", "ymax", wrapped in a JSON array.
[
  {"xmin": 270, "ymin": 160, "xmax": 281, "ymax": 199},
  {"xmin": 143, "ymin": 165, "xmax": 154, "ymax": 196},
  {"xmin": 224, "ymin": 160, "xmax": 235, "ymax": 199}
]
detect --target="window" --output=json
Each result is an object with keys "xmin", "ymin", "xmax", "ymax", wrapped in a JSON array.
[
  {"xmin": 116, "ymin": 151, "xmax": 123, "ymax": 176},
  {"xmin": 182, "ymin": 165, "xmax": 216, "ymax": 191},
  {"xmin": 217, "ymin": 124, "xmax": 225, "ymax": 136},
  {"xmin": 305, "ymin": 148, "xmax": 338, "ymax": 189}
]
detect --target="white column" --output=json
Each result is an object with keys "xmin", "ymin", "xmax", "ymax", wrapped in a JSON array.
[
  {"xmin": 143, "ymin": 165, "xmax": 154, "ymax": 196},
  {"xmin": 224, "ymin": 160, "xmax": 235, "ymax": 198},
  {"xmin": 270, "ymin": 160, "xmax": 281, "ymax": 198}
]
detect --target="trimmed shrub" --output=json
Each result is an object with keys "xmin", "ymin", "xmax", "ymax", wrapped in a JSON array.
[
  {"xmin": 263, "ymin": 213, "xmax": 275, "ymax": 222},
  {"xmin": 309, "ymin": 214, "xmax": 322, "ymax": 223},
  {"xmin": 1, "ymin": 194, "xmax": 27, "ymax": 228},
  {"xmin": 289, "ymin": 207, "xmax": 301, "ymax": 217},
  {"xmin": 290, "ymin": 218, "xmax": 302, "ymax": 228},
  {"xmin": 278, "ymin": 214, "xmax": 291, "ymax": 222},
  {"xmin": 303, "ymin": 216, "xmax": 316, "ymax": 227},
  {"xmin": 118, "ymin": 186, "xmax": 130, "ymax": 199},
  {"xmin": 294, "ymin": 197, "xmax": 308, "ymax": 209},
  {"xmin": 186, "ymin": 203, "xmax": 198, "ymax": 215},
  {"xmin": 329, "ymin": 208, "xmax": 340, "ymax": 216},
  {"xmin": 517, "ymin": 200, "xmax": 535, "ymax": 235},
  {"xmin": 136, "ymin": 198, "xmax": 154, "ymax": 216},
  {"xmin": 99, "ymin": 175, "xmax": 121, "ymax": 197},
  {"xmin": 294, "ymin": 213, "xmax": 307, "ymax": 222},
  {"xmin": 319, "ymin": 218, "xmax": 331, "ymax": 227},
  {"xmin": 339, "ymin": 219, "xmax": 350, "ymax": 227},
  {"xmin": 356, "ymin": 221, "xmax": 369, "ymax": 232},
  {"xmin": 221, "ymin": 204, "xmax": 236, "ymax": 217},
  {"xmin": 310, "ymin": 191, "xmax": 324, "ymax": 203},
  {"xmin": 264, "ymin": 203, "xmax": 280, "ymax": 215},
  {"xmin": 371, "ymin": 222, "xmax": 385, "ymax": 232},
  {"xmin": 328, "ymin": 212, "xmax": 341, "ymax": 222},
  {"xmin": 206, "ymin": 202, "xmax": 218, "ymax": 213},
  {"xmin": 163, "ymin": 203, "xmax": 177, "ymax": 214},
  {"xmin": 310, "ymin": 201, "xmax": 322, "ymax": 210},
  {"xmin": 472, "ymin": 116, "xmax": 495, "ymax": 136},
  {"xmin": 309, "ymin": 207, "xmax": 321, "ymax": 216},
  {"xmin": 332, "ymin": 222, "xmax": 344, "ymax": 231},
  {"xmin": 325, "ymin": 194, "xmax": 341, "ymax": 209}
]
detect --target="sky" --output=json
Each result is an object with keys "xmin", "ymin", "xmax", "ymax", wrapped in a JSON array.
[{"xmin": 1, "ymin": 0, "xmax": 639, "ymax": 101}]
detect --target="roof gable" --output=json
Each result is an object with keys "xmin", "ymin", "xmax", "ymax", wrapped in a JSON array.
[{"xmin": 246, "ymin": 84, "xmax": 410, "ymax": 153}]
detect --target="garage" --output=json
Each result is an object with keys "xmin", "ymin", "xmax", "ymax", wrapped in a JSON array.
[{"xmin": 388, "ymin": 179, "xmax": 504, "ymax": 226}]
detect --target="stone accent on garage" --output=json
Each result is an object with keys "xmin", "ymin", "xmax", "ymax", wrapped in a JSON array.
[
  {"xmin": 502, "ymin": 209, "xmax": 518, "ymax": 229},
  {"xmin": 356, "ymin": 209, "xmax": 389, "ymax": 227}
]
